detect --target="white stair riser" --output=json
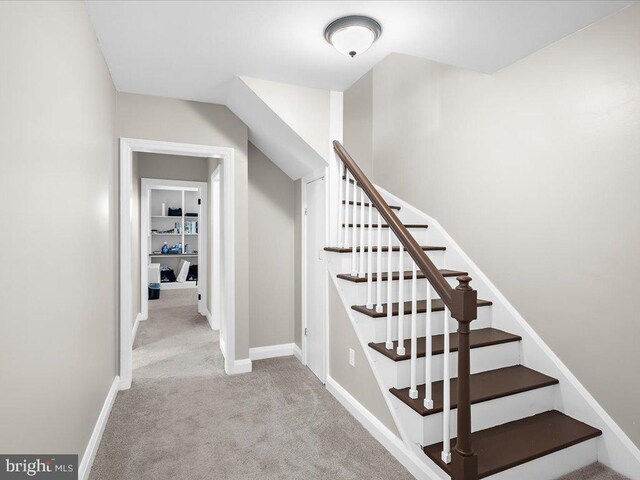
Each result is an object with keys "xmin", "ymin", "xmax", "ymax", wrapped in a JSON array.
[
  {"xmin": 339, "ymin": 227, "xmax": 429, "ymax": 247},
  {"xmin": 373, "ymin": 341, "xmax": 521, "ymax": 389},
  {"xmin": 341, "ymin": 206, "xmax": 410, "ymax": 222},
  {"xmin": 352, "ymin": 308, "xmax": 492, "ymax": 344},
  {"xmin": 337, "ymin": 275, "xmax": 464, "ymax": 305},
  {"xmin": 486, "ymin": 438, "xmax": 598, "ymax": 480},
  {"xmin": 329, "ymin": 250, "xmax": 446, "ymax": 280},
  {"xmin": 392, "ymin": 386, "xmax": 556, "ymax": 446}
]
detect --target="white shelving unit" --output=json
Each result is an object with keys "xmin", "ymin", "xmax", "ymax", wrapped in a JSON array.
[{"xmin": 140, "ymin": 179, "xmax": 207, "ymax": 314}]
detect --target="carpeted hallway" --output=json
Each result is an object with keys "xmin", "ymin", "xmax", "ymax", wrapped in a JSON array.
[
  {"xmin": 89, "ymin": 290, "xmax": 414, "ymax": 480},
  {"xmin": 90, "ymin": 290, "xmax": 628, "ymax": 480}
]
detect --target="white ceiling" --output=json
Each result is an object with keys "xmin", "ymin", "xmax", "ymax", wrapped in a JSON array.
[{"xmin": 86, "ymin": 1, "xmax": 632, "ymax": 104}]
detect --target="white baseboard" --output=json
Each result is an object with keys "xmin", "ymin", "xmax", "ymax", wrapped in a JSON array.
[
  {"xmin": 203, "ymin": 308, "xmax": 218, "ymax": 331},
  {"xmin": 231, "ymin": 358, "xmax": 252, "ymax": 374},
  {"xmin": 249, "ymin": 343, "xmax": 297, "ymax": 361},
  {"xmin": 131, "ymin": 313, "xmax": 144, "ymax": 342},
  {"xmin": 293, "ymin": 343, "xmax": 302, "ymax": 362},
  {"xmin": 326, "ymin": 376, "xmax": 442, "ymax": 480},
  {"xmin": 219, "ymin": 335, "xmax": 227, "ymax": 358},
  {"xmin": 79, "ymin": 376, "xmax": 120, "ymax": 480}
]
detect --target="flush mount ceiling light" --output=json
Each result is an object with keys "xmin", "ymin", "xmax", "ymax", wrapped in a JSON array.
[{"xmin": 324, "ymin": 16, "xmax": 381, "ymax": 58}]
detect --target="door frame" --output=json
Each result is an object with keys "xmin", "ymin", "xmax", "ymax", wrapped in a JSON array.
[
  {"xmin": 210, "ymin": 164, "xmax": 223, "ymax": 332},
  {"xmin": 301, "ymin": 166, "xmax": 330, "ymax": 383},
  {"xmin": 120, "ymin": 138, "xmax": 236, "ymax": 389},
  {"xmin": 140, "ymin": 178, "xmax": 208, "ymax": 320}
]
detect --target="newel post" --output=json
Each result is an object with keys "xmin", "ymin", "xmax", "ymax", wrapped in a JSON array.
[{"xmin": 450, "ymin": 275, "xmax": 479, "ymax": 480}]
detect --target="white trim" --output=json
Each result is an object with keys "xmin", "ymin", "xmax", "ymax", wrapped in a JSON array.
[
  {"xmin": 131, "ymin": 313, "xmax": 144, "ymax": 343},
  {"xmin": 249, "ymin": 343, "xmax": 296, "ymax": 361},
  {"xmin": 328, "ymin": 91, "xmax": 343, "ymax": 247},
  {"xmin": 219, "ymin": 335, "xmax": 227, "ymax": 358},
  {"xmin": 210, "ymin": 164, "xmax": 223, "ymax": 333},
  {"xmin": 293, "ymin": 344, "xmax": 302, "ymax": 362},
  {"xmin": 119, "ymin": 138, "xmax": 237, "ymax": 389},
  {"xmin": 326, "ymin": 376, "xmax": 441, "ymax": 480},
  {"xmin": 231, "ymin": 358, "xmax": 252, "ymax": 374},
  {"xmin": 79, "ymin": 376, "xmax": 120, "ymax": 480},
  {"xmin": 203, "ymin": 308, "xmax": 218, "ymax": 331},
  {"xmin": 301, "ymin": 167, "xmax": 329, "ymax": 383},
  {"xmin": 377, "ymin": 185, "xmax": 640, "ymax": 479}
]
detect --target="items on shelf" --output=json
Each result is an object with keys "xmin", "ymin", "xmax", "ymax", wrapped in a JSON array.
[
  {"xmin": 176, "ymin": 259, "xmax": 190, "ymax": 283},
  {"xmin": 161, "ymin": 203, "xmax": 166, "ymax": 216},
  {"xmin": 185, "ymin": 212, "xmax": 198, "ymax": 217},
  {"xmin": 184, "ymin": 220, "xmax": 198, "ymax": 234},
  {"xmin": 153, "ymin": 228, "xmax": 177, "ymax": 234},
  {"xmin": 159, "ymin": 264, "xmax": 176, "ymax": 283},
  {"xmin": 168, "ymin": 207, "xmax": 182, "ymax": 216},
  {"xmin": 186, "ymin": 264, "xmax": 198, "ymax": 282},
  {"xmin": 175, "ymin": 222, "xmax": 182, "ymax": 234},
  {"xmin": 159, "ymin": 242, "xmax": 183, "ymax": 254}
]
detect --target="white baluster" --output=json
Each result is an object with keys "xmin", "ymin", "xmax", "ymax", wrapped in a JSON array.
[
  {"xmin": 358, "ymin": 188, "xmax": 366, "ymax": 277},
  {"xmin": 351, "ymin": 180, "xmax": 358, "ymax": 276},
  {"xmin": 424, "ymin": 281, "xmax": 434, "ymax": 409},
  {"xmin": 441, "ymin": 307, "xmax": 452, "ymax": 464},
  {"xmin": 409, "ymin": 261, "xmax": 418, "ymax": 399},
  {"xmin": 375, "ymin": 210, "xmax": 383, "ymax": 313},
  {"xmin": 366, "ymin": 199, "xmax": 373, "ymax": 308},
  {"xmin": 343, "ymin": 169, "xmax": 350, "ymax": 248},
  {"xmin": 337, "ymin": 162, "xmax": 344, "ymax": 247},
  {"xmin": 385, "ymin": 229, "xmax": 393, "ymax": 350},
  {"xmin": 397, "ymin": 242, "xmax": 406, "ymax": 356}
]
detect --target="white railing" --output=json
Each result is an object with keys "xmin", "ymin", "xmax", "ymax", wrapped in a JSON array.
[{"xmin": 339, "ymin": 166, "xmax": 452, "ymax": 465}]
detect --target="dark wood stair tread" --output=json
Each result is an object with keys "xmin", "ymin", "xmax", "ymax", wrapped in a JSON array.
[
  {"xmin": 368, "ymin": 327, "xmax": 520, "ymax": 361},
  {"xmin": 342, "ymin": 223, "xmax": 428, "ymax": 229},
  {"xmin": 324, "ymin": 245, "xmax": 446, "ymax": 253},
  {"xmin": 353, "ymin": 298, "xmax": 492, "ymax": 318},
  {"xmin": 423, "ymin": 410, "xmax": 602, "ymax": 478},
  {"xmin": 390, "ymin": 365, "xmax": 558, "ymax": 416},
  {"xmin": 342, "ymin": 200, "xmax": 400, "ymax": 210},
  {"xmin": 338, "ymin": 269, "xmax": 467, "ymax": 283}
]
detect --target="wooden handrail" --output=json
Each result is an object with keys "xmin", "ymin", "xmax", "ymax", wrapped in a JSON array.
[
  {"xmin": 333, "ymin": 140, "xmax": 454, "ymax": 310},
  {"xmin": 333, "ymin": 140, "xmax": 479, "ymax": 480}
]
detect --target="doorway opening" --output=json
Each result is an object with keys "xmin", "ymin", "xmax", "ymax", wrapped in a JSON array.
[
  {"xmin": 120, "ymin": 138, "xmax": 236, "ymax": 389},
  {"xmin": 140, "ymin": 177, "xmax": 208, "ymax": 322}
]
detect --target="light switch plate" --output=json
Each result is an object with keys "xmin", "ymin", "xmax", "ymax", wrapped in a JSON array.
[{"xmin": 349, "ymin": 348, "xmax": 355, "ymax": 367}]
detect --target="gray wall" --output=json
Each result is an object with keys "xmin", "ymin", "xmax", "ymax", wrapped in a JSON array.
[
  {"xmin": 344, "ymin": 70, "xmax": 374, "ymax": 178},
  {"xmin": 328, "ymin": 278, "xmax": 398, "ymax": 434},
  {"xmin": 137, "ymin": 153, "xmax": 210, "ymax": 182},
  {"xmin": 248, "ymin": 143, "xmax": 296, "ymax": 348},
  {"xmin": 115, "ymin": 92, "xmax": 251, "ymax": 359},
  {"xmin": 0, "ymin": 1, "xmax": 118, "ymax": 455},
  {"xmin": 344, "ymin": 5, "xmax": 640, "ymax": 446}
]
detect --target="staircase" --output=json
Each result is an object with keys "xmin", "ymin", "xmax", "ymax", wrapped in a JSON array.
[{"xmin": 325, "ymin": 141, "xmax": 605, "ymax": 480}]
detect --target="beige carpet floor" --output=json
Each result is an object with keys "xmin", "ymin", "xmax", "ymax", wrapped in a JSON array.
[{"xmin": 90, "ymin": 290, "xmax": 628, "ymax": 480}]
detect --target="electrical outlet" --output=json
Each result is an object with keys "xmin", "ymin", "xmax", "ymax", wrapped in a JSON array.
[{"xmin": 349, "ymin": 348, "xmax": 355, "ymax": 367}]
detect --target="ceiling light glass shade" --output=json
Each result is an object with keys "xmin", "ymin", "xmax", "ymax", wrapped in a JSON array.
[{"xmin": 325, "ymin": 16, "xmax": 381, "ymax": 58}]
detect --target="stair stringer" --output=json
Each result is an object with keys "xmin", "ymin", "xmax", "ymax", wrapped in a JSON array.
[
  {"xmin": 326, "ymin": 259, "xmax": 448, "ymax": 480},
  {"xmin": 374, "ymin": 185, "xmax": 640, "ymax": 479}
]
